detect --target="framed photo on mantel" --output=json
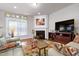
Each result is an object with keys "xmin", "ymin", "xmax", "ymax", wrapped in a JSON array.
[{"xmin": 34, "ymin": 15, "xmax": 48, "ymax": 28}]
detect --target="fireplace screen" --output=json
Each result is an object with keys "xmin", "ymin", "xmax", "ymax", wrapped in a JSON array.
[{"xmin": 36, "ymin": 31, "xmax": 45, "ymax": 39}]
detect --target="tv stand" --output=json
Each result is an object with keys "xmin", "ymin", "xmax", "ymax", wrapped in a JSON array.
[{"xmin": 49, "ymin": 32, "xmax": 74, "ymax": 44}]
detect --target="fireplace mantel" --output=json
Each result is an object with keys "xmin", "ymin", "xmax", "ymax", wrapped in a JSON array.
[{"xmin": 34, "ymin": 28, "xmax": 48, "ymax": 39}]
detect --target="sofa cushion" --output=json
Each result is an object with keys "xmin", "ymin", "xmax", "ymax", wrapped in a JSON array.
[
  {"xmin": 6, "ymin": 37, "xmax": 20, "ymax": 43},
  {"xmin": 52, "ymin": 42, "xmax": 79, "ymax": 56},
  {"xmin": 61, "ymin": 46, "xmax": 79, "ymax": 56},
  {"xmin": 48, "ymin": 48, "xmax": 64, "ymax": 56},
  {"xmin": 66, "ymin": 42, "xmax": 79, "ymax": 49}
]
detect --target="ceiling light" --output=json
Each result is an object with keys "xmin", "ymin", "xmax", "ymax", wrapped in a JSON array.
[
  {"xmin": 14, "ymin": 6, "xmax": 17, "ymax": 9},
  {"xmin": 16, "ymin": 15, "xmax": 19, "ymax": 18},
  {"xmin": 33, "ymin": 3, "xmax": 37, "ymax": 6},
  {"xmin": 38, "ymin": 12, "xmax": 40, "ymax": 15},
  {"xmin": 6, "ymin": 13, "xmax": 10, "ymax": 17}
]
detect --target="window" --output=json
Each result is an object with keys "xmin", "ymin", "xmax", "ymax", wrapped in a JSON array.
[{"xmin": 6, "ymin": 17, "xmax": 27, "ymax": 37}]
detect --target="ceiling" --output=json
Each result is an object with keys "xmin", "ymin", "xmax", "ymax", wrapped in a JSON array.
[{"xmin": 0, "ymin": 3, "xmax": 73, "ymax": 16}]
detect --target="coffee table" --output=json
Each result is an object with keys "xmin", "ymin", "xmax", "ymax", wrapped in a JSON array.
[
  {"xmin": 36, "ymin": 40, "xmax": 48, "ymax": 56},
  {"xmin": 21, "ymin": 39, "xmax": 48, "ymax": 56}
]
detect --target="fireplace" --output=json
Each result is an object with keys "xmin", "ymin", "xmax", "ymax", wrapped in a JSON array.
[{"xmin": 36, "ymin": 31, "xmax": 45, "ymax": 39}]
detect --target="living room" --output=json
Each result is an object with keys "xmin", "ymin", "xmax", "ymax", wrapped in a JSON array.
[{"xmin": 0, "ymin": 3, "xmax": 79, "ymax": 56}]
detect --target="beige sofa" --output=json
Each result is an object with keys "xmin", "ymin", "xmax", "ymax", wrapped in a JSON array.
[
  {"xmin": 48, "ymin": 34, "xmax": 79, "ymax": 56},
  {"xmin": 48, "ymin": 42, "xmax": 79, "ymax": 56},
  {"xmin": 0, "ymin": 37, "xmax": 19, "ymax": 52}
]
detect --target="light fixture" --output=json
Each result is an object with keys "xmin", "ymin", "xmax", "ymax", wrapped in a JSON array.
[
  {"xmin": 21, "ymin": 16, "xmax": 24, "ymax": 19},
  {"xmin": 38, "ymin": 12, "xmax": 40, "ymax": 15},
  {"xmin": 16, "ymin": 15, "xmax": 19, "ymax": 18},
  {"xmin": 14, "ymin": 6, "xmax": 17, "ymax": 9},
  {"xmin": 6, "ymin": 13, "xmax": 10, "ymax": 17},
  {"xmin": 33, "ymin": 3, "xmax": 37, "ymax": 6}
]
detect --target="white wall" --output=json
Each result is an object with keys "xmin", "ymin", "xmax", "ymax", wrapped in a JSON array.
[
  {"xmin": 27, "ymin": 16, "xmax": 34, "ymax": 37},
  {"xmin": 49, "ymin": 4, "xmax": 79, "ymax": 33},
  {"xmin": 0, "ymin": 10, "xmax": 5, "ymax": 37}
]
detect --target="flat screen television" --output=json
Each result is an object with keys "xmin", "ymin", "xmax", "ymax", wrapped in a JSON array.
[{"xmin": 55, "ymin": 19, "xmax": 74, "ymax": 32}]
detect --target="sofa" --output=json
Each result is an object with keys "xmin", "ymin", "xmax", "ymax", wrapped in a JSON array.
[
  {"xmin": 0, "ymin": 37, "xmax": 18, "ymax": 53},
  {"xmin": 48, "ymin": 34, "xmax": 79, "ymax": 56},
  {"xmin": 48, "ymin": 42, "xmax": 79, "ymax": 56}
]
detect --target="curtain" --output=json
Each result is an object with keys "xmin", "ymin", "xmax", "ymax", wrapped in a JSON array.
[{"xmin": 6, "ymin": 17, "xmax": 27, "ymax": 37}]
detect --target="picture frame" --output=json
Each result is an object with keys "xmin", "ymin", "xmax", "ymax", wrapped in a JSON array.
[{"xmin": 34, "ymin": 15, "xmax": 48, "ymax": 28}]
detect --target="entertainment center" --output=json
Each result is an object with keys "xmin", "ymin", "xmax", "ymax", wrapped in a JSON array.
[{"xmin": 49, "ymin": 19, "xmax": 75, "ymax": 44}]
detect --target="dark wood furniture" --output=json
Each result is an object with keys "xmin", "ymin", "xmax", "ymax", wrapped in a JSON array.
[
  {"xmin": 49, "ymin": 32, "xmax": 74, "ymax": 44},
  {"xmin": 49, "ymin": 32, "xmax": 55, "ymax": 40}
]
